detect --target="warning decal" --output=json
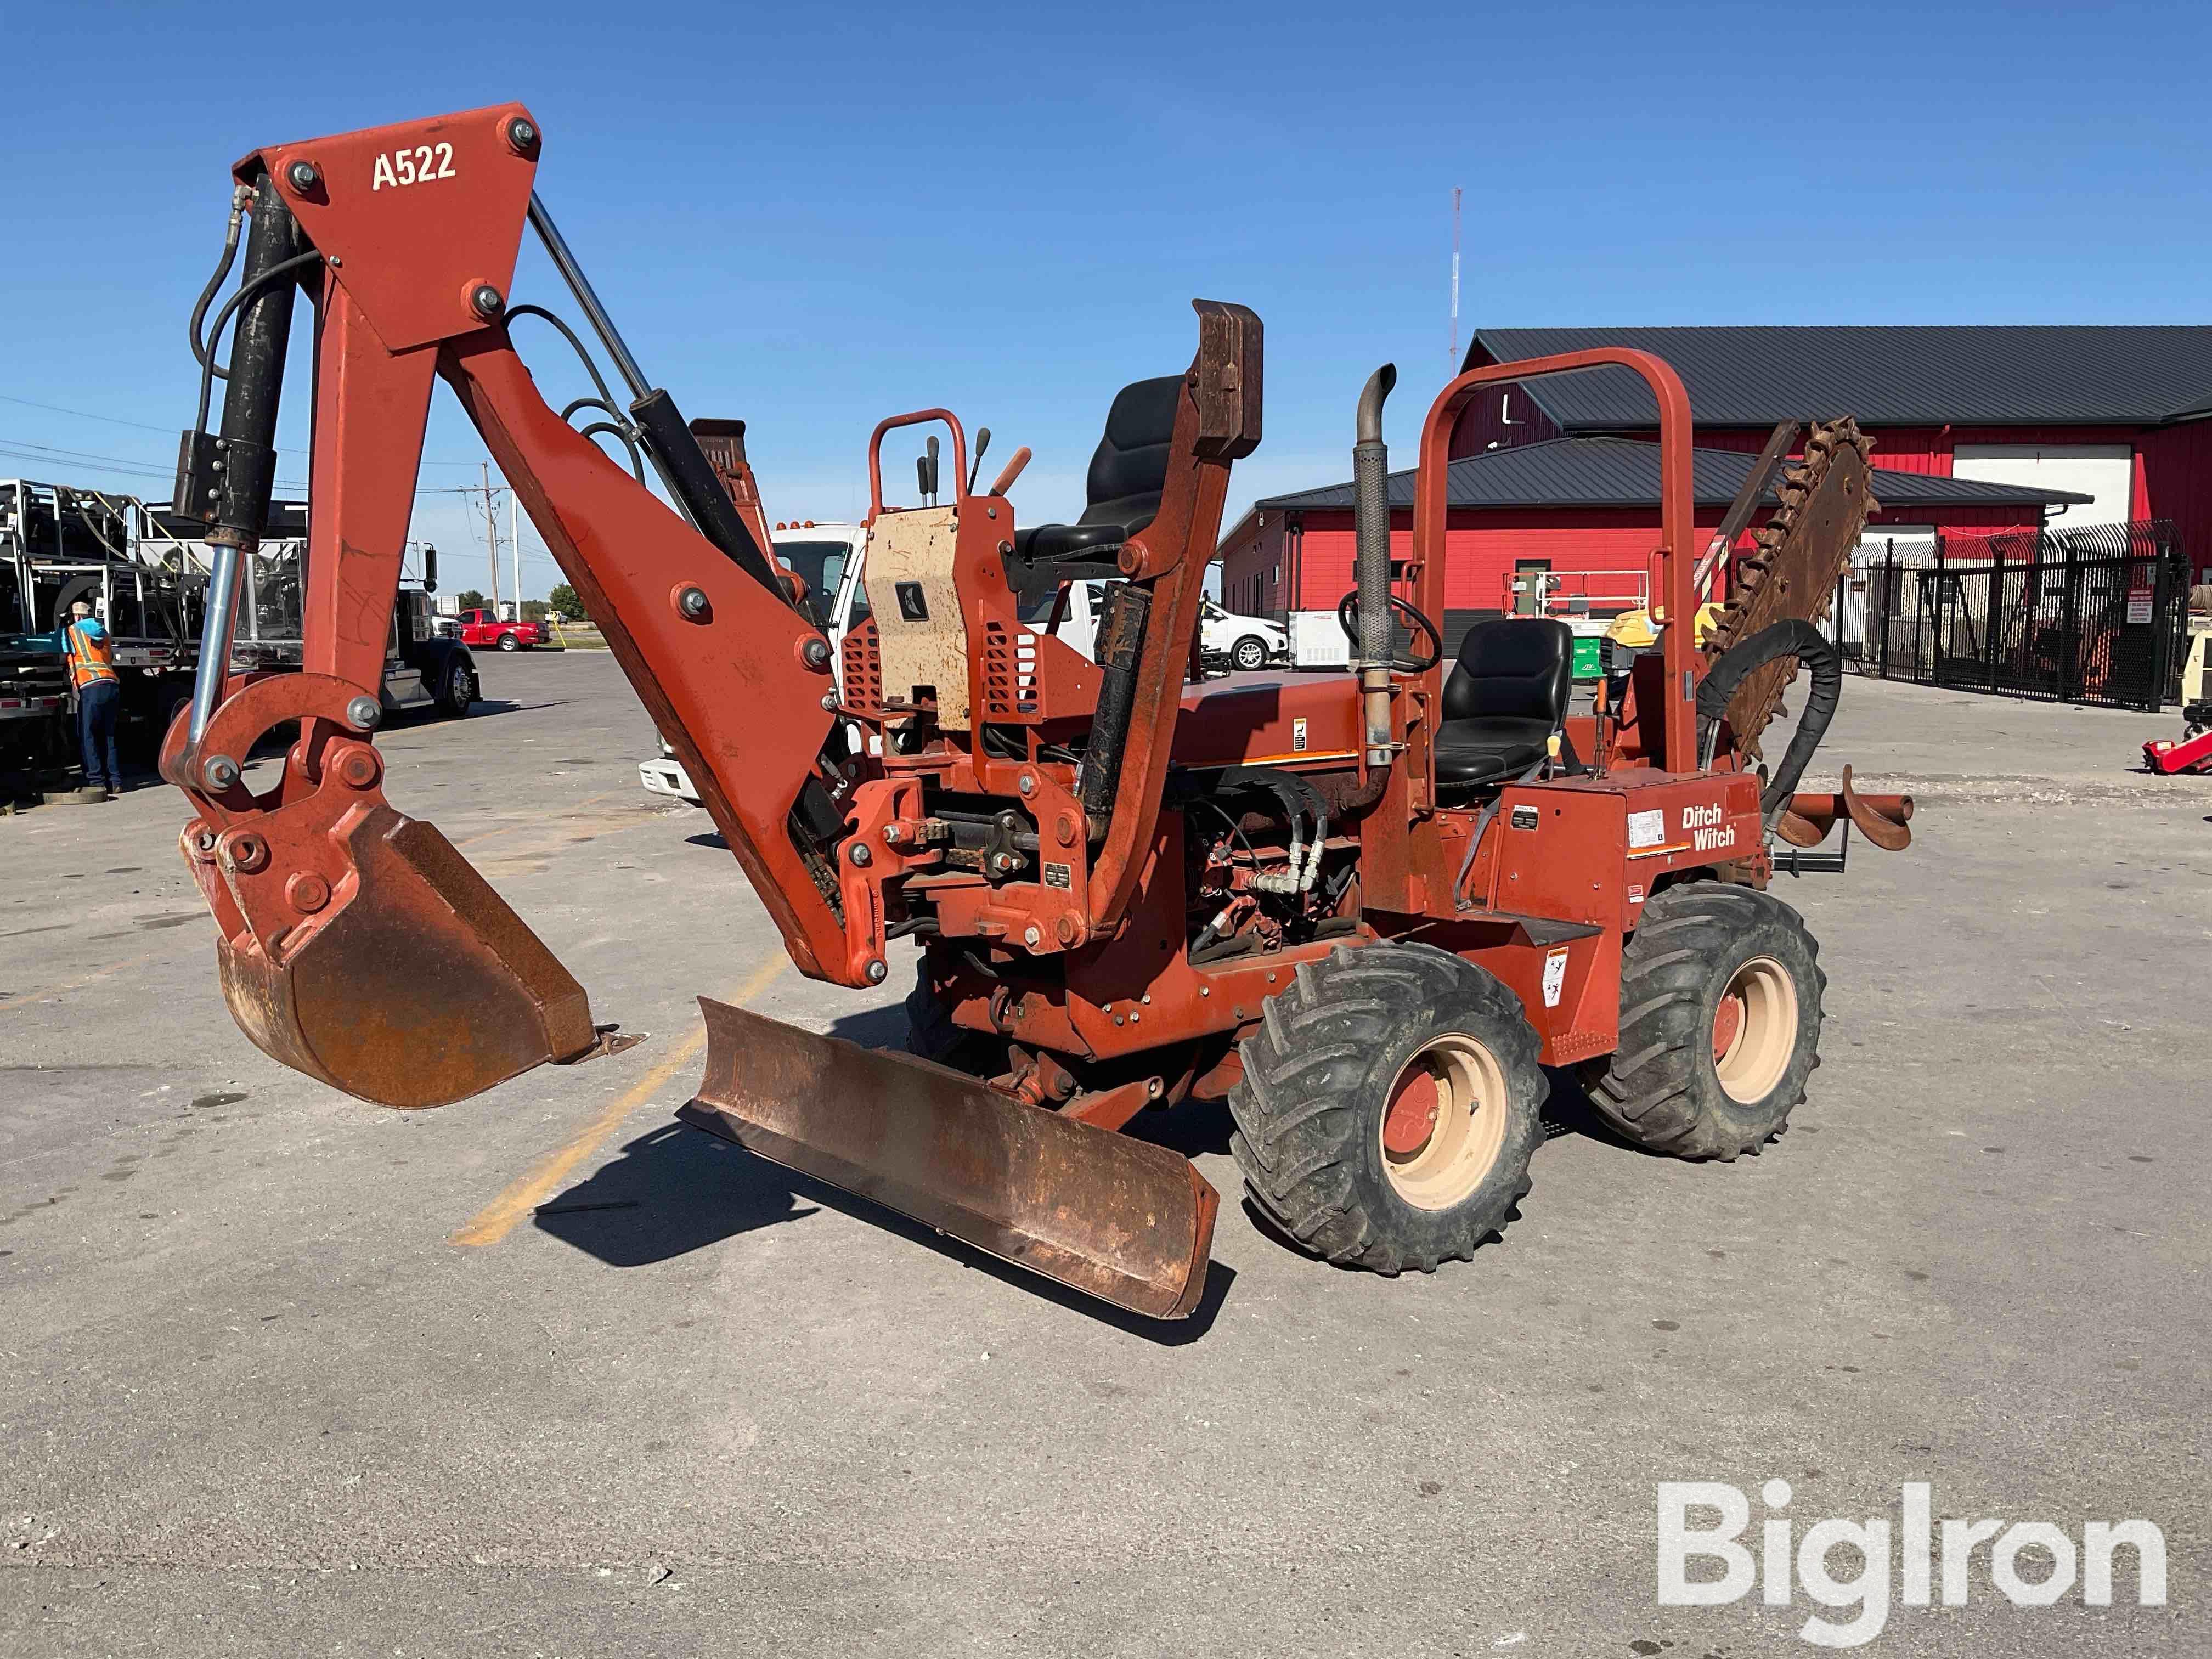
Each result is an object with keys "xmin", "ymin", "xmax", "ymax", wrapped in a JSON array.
[
  {"xmin": 1628, "ymin": 808, "xmax": 1666, "ymax": 850},
  {"xmin": 1542, "ymin": 947, "xmax": 1570, "ymax": 1008}
]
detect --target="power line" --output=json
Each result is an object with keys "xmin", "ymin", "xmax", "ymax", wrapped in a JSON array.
[
  {"xmin": 0, "ymin": 434, "xmax": 503, "ymax": 499},
  {"xmin": 0, "ymin": 392, "xmax": 178, "ymax": 436},
  {"xmin": 0, "ymin": 392, "xmax": 489, "ymax": 466}
]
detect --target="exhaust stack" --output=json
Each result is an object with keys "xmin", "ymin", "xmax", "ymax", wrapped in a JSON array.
[{"xmin": 1352, "ymin": 364, "xmax": 1398, "ymax": 765}]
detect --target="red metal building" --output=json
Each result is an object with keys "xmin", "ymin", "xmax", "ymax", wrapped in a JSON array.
[
  {"xmin": 1449, "ymin": 327, "xmax": 2212, "ymax": 572},
  {"xmin": 1222, "ymin": 325, "xmax": 2212, "ymax": 622},
  {"xmin": 1218, "ymin": 435, "xmax": 2081, "ymax": 624}
]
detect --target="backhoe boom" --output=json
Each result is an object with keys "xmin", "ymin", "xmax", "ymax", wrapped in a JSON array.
[{"xmin": 167, "ymin": 104, "xmax": 867, "ymax": 1107}]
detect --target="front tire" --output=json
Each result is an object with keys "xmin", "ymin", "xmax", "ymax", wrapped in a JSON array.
[
  {"xmin": 1231, "ymin": 634, "xmax": 1269, "ymax": 673},
  {"xmin": 437, "ymin": 657, "xmax": 476, "ymax": 718},
  {"xmin": 1587, "ymin": 883, "xmax": 1825, "ymax": 1160},
  {"xmin": 1229, "ymin": 943, "xmax": 1545, "ymax": 1274}
]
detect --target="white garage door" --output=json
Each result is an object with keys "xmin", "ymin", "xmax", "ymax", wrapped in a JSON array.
[
  {"xmin": 1951, "ymin": 443, "xmax": 2133, "ymax": 526},
  {"xmin": 1838, "ymin": 526, "xmax": 1936, "ymax": 653}
]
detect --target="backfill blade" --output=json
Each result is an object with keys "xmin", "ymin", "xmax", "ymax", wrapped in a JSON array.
[{"xmin": 680, "ymin": 998, "xmax": 1218, "ymax": 1319}]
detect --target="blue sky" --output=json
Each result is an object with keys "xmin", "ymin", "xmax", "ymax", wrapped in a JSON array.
[{"xmin": 4, "ymin": 1, "xmax": 2207, "ymax": 601}]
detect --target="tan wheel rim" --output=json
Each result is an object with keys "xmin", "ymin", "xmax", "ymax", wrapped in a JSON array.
[
  {"xmin": 1380, "ymin": 1035, "xmax": 1512, "ymax": 1210},
  {"xmin": 1713, "ymin": 955, "xmax": 1797, "ymax": 1104}
]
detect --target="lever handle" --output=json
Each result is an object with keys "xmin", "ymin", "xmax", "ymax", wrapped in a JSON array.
[
  {"xmin": 967, "ymin": 427, "xmax": 991, "ymax": 495},
  {"xmin": 988, "ymin": 446, "xmax": 1032, "ymax": 498}
]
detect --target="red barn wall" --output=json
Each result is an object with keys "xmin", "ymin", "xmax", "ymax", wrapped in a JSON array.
[
  {"xmin": 1250, "ymin": 502, "xmax": 2047, "ymax": 616},
  {"xmin": 1447, "ymin": 390, "xmax": 2209, "ymax": 578},
  {"xmin": 2136, "ymin": 421, "xmax": 2212, "ymax": 575}
]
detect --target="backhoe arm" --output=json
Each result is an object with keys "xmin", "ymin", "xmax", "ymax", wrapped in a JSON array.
[{"xmin": 165, "ymin": 104, "xmax": 860, "ymax": 1108}]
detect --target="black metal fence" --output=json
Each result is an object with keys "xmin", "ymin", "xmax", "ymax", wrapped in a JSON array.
[{"xmin": 1856, "ymin": 518, "xmax": 2192, "ymax": 713}]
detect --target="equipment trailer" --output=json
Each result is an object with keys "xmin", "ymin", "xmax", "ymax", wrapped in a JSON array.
[
  {"xmin": 162, "ymin": 105, "xmax": 1912, "ymax": 1322},
  {"xmin": 2, "ymin": 482, "xmax": 213, "ymax": 788}
]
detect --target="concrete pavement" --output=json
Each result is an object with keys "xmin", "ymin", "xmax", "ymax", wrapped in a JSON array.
[{"xmin": 3, "ymin": 651, "xmax": 2206, "ymax": 1655}]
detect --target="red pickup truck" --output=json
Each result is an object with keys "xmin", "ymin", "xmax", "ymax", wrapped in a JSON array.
[{"xmin": 453, "ymin": 607, "xmax": 544, "ymax": 651}]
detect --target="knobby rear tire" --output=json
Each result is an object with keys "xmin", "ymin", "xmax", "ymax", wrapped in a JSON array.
[
  {"xmin": 1587, "ymin": 882, "xmax": 1825, "ymax": 1160},
  {"xmin": 1228, "ymin": 942, "xmax": 1545, "ymax": 1274}
]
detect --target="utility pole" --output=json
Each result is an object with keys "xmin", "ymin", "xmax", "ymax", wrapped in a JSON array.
[
  {"xmin": 480, "ymin": 461, "xmax": 503, "ymax": 617},
  {"xmin": 509, "ymin": 487, "xmax": 523, "ymax": 622},
  {"xmin": 1448, "ymin": 186, "xmax": 1463, "ymax": 371}
]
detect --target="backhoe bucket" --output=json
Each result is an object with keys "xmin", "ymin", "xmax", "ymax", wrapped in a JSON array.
[
  {"xmin": 680, "ymin": 999, "xmax": 1220, "ymax": 1319},
  {"xmin": 214, "ymin": 809, "xmax": 599, "ymax": 1110}
]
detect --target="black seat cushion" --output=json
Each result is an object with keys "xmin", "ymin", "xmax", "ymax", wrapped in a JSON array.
[
  {"xmin": 1012, "ymin": 375, "xmax": 1182, "ymax": 562},
  {"xmin": 1013, "ymin": 520, "xmax": 1127, "ymax": 562},
  {"xmin": 1434, "ymin": 716, "xmax": 1555, "ymax": 785},
  {"xmin": 1434, "ymin": 618, "xmax": 1574, "ymax": 786}
]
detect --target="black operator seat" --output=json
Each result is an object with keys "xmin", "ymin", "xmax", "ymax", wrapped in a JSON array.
[
  {"xmin": 1013, "ymin": 375, "xmax": 1183, "ymax": 562},
  {"xmin": 1432, "ymin": 617, "xmax": 1575, "ymax": 788}
]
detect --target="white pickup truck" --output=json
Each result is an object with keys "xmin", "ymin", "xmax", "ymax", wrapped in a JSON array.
[
  {"xmin": 640, "ymin": 526, "xmax": 1285, "ymax": 804},
  {"xmin": 640, "ymin": 522, "xmax": 868, "ymax": 805},
  {"xmin": 1025, "ymin": 579, "xmax": 1285, "ymax": 672}
]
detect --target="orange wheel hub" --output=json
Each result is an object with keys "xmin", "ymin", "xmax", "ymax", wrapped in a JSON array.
[
  {"xmin": 1383, "ymin": 1065, "xmax": 1442, "ymax": 1156},
  {"xmin": 1712, "ymin": 991, "xmax": 1746, "ymax": 1064}
]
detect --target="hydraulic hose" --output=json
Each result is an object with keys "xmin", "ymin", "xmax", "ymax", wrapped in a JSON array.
[
  {"xmin": 1695, "ymin": 619, "xmax": 1842, "ymax": 823},
  {"xmin": 187, "ymin": 183, "xmax": 252, "ymax": 381},
  {"xmin": 187, "ymin": 177, "xmax": 308, "ymax": 749},
  {"xmin": 191, "ymin": 248, "xmax": 322, "ymax": 441}
]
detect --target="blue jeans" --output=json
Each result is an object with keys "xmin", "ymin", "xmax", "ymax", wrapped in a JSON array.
[{"xmin": 77, "ymin": 679, "xmax": 121, "ymax": 791}]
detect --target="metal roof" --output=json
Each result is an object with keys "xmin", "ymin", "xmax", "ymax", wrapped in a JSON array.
[
  {"xmin": 1466, "ymin": 325, "xmax": 2212, "ymax": 427},
  {"xmin": 1252, "ymin": 436, "xmax": 2090, "ymax": 514}
]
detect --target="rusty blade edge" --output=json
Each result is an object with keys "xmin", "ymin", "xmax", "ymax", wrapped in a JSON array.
[{"xmin": 676, "ymin": 1099, "xmax": 1216, "ymax": 1320}]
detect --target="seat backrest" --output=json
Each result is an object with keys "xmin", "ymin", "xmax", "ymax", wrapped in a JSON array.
[
  {"xmin": 1441, "ymin": 617, "xmax": 1574, "ymax": 724},
  {"xmin": 1074, "ymin": 375, "xmax": 1183, "ymax": 533}
]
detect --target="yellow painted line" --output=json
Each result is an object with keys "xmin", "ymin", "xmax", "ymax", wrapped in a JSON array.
[{"xmin": 449, "ymin": 952, "xmax": 789, "ymax": 1248}]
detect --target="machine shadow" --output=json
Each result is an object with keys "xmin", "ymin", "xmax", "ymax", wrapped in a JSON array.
[
  {"xmin": 532, "ymin": 1120, "xmax": 821, "ymax": 1265},
  {"xmin": 1538, "ymin": 1064, "xmax": 1663, "ymax": 1156},
  {"xmin": 825, "ymin": 1005, "xmax": 910, "ymax": 1049},
  {"xmin": 455, "ymin": 696, "xmax": 565, "ymax": 718},
  {"xmin": 535, "ymin": 1107, "xmax": 1237, "ymax": 1345}
]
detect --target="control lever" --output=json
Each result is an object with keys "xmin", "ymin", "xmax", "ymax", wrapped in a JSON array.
[
  {"xmin": 966, "ymin": 427, "xmax": 991, "ymax": 495},
  {"xmin": 988, "ymin": 446, "xmax": 1032, "ymax": 498},
  {"xmin": 916, "ymin": 435, "xmax": 940, "ymax": 505}
]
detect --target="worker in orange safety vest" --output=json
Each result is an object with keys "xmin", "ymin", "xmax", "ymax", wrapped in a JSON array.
[{"xmin": 63, "ymin": 597, "xmax": 122, "ymax": 798}]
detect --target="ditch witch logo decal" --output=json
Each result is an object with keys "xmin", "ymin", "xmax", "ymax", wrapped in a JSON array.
[{"xmin": 1681, "ymin": 802, "xmax": 1736, "ymax": 853}]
